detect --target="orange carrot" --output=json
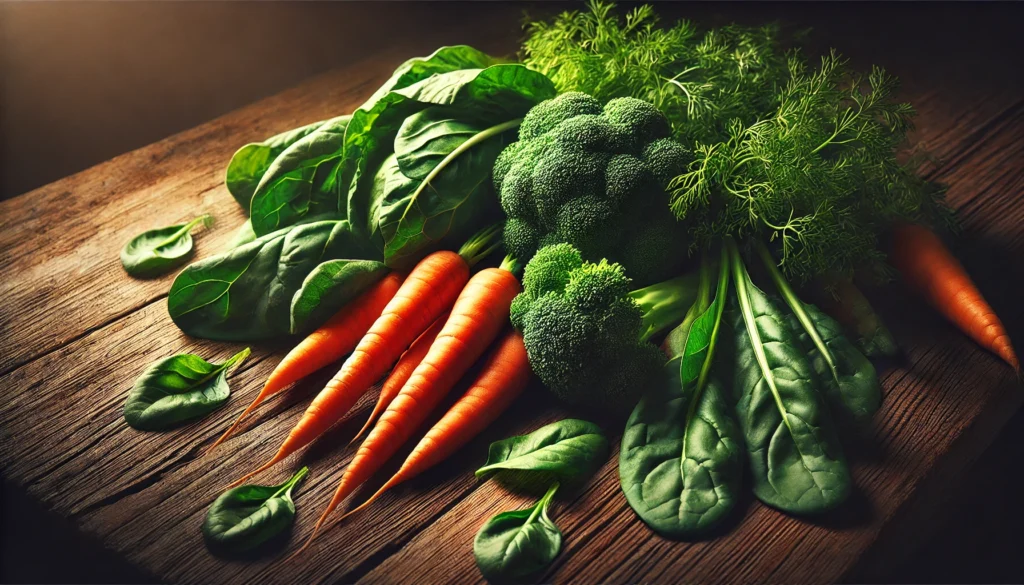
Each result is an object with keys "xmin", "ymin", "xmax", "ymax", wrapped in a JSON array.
[
  {"xmin": 341, "ymin": 330, "xmax": 530, "ymax": 521},
  {"xmin": 205, "ymin": 272, "xmax": 403, "ymax": 454},
  {"xmin": 293, "ymin": 264, "xmax": 521, "ymax": 557},
  {"xmin": 229, "ymin": 250, "xmax": 473, "ymax": 487},
  {"xmin": 890, "ymin": 222, "xmax": 1018, "ymax": 369},
  {"xmin": 350, "ymin": 311, "xmax": 450, "ymax": 445}
]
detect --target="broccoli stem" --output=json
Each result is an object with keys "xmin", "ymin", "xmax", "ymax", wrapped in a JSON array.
[{"xmin": 630, "ymin": 272, "xmax": 701, "ymax": 342}]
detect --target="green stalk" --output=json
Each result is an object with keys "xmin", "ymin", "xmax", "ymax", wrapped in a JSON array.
[
  {"xmin": 754, "ymin": 242, "xmax": 839, "ymax": 379},
  {"xmin": 527, "ymin": 482, "xmax": 560, "ymax": 525},
  {"xmin": 157, "ymin": 214, "xmax": 213, "ymax": 249},
  {"xmin": 275, "ymin": 466, "xmax": 309, "ymax": 499},
  {"xmin": 630, "ymin": 271, "xmax": 702, "ymax": 342},
  {"xmin": 458, "ymin": 223, "xmax": 505, "ymax": 268},
  {"xmin": 729, "ymin": 241, "xmax": 793, "ymax": 436},
  {"xmin": 661, "ymin": 252, "xmax": 713, "ymax": 355}
]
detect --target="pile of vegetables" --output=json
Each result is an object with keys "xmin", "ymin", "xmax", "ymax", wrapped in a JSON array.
[{"xmin": 115, "ymin": 0, "xmax": 1019, "ymax": 576}]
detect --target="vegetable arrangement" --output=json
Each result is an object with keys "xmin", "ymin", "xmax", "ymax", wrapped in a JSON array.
[{"xmin": 115, "ymin": 0, "xmax": 1018, "ymax": 577}]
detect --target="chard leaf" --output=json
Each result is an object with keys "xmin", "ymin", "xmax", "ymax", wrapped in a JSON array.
[
  {"xmin": 620, "ymin": 252, "xmax": 743, "ymax": 537},
  {"xmin": 727, "ymin": 247, "xmax": 851, "ymax": 514},
  {"xmin": 476, "ymin": 419, "xmax": 608, "ymax": 483},
  {"xmin": 124, "ymin": 348, "xmax": 249, "ymax": 431},
  {"xmin": 226, "ymin": 120, "xmax": 327, "ymax": 210}
]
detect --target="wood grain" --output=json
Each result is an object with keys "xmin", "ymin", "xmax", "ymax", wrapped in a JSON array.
[{"xmin": 0, "ymin": 9, "xmax": 1022, "ymax": 585}]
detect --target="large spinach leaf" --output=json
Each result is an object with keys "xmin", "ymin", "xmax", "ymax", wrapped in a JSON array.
[
  {"xmin": 476, "ymin": 419, "xmax": 608, "ymax": 483},
  {"xmin": 290, "ymin": 259, "xmax": 389, "ymax": 335},
  {"xmin": 620, "ymin": 252, "xmax": 743, "ymax": 537},
  {"xmin": 120, "ymin": 215, "xmax": 212, "ymax": 278},
  {"xmin": 124, "ymin": 348, "xmax": 249, "ymax": 431},
  {"xmin": 249, "ymin": 115, "xmax": 353, "ymax": 236},
  {"xmin": 474, "ymin": 482, "xmax": 562, "ymax": 583},
  {"xmin": 168, "ymin": 219, "xmax": 382, "ymax": 340},
  {"xmin": 226, "ymin": 120, "xmax": 327, "ymax": 209},
  {"xmin": 756, "ymin": 245, "xmax": 881, "ymax": 427},
  {"xmin": 376, "ymin": 109, "xmax": 514, "ymax": 269},
  {"xmin": 727, "ymin": 246, "xmax": 850, "ymax": 514},
  {"xmin": 202, "ymin": 466, "xmax": 308, "ymax": 554}
]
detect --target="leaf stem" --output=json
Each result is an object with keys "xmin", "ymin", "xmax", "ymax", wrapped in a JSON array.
[
  {"xmin": 754, "ymin": 242, "xmax": 838, "ymax": 378},
  {"xmin": 277, "ymin": 466, "xmax": 310, "ymax": 499},
  {"xmin": 157, "ymin": 214, "xmax": 213, "ymax": 249},
  {"xmin": 222, "ymin": 347, "xmax": 252, "ymax": 375},
  {"xmin": 529, "ymin": 482, "xmax": 560, "ymax": 525}
]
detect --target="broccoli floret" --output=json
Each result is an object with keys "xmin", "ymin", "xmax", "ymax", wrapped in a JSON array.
[
  {"xmin": 642, "ymin": 138, "xmax": 692, "ymax": 186},
  {"xmin": 512, "ymin": 243, "xmax": 698, "ymax": 412},
  {"xmin": 519, "ymin": 92, "xmax": 602, "ymax": 140},
  {"xmin": 620, "ymin": 216, "xmax": 689, "ymax": 284},
  {"xmin": 496, "ymin": 91, "xmax": 685, "ymax": 286},
  {"xmin": 603, "ymin": 97, "xmax": 671, "ymax": 142}
]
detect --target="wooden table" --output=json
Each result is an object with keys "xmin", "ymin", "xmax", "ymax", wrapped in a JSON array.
[{"xmin": 1, "ymin": 7, "xmax": 1022, "ymax": 583}]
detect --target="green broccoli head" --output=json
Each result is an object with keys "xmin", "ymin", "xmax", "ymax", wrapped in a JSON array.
[
  {"xmin": 496, "ymin": 92, "xmax": 690, "ymax": 286},
  {"xmin": 511, "ymin": 243, "xmax": 664, "ymax": 411}
]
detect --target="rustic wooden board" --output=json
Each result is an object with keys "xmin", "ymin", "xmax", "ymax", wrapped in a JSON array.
[{"xmin": 1, "ymin": 9, "xmax": 1022, "ymax": 585}]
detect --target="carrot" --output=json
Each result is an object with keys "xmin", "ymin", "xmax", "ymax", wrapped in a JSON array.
[
  {"xmin": 890, "ymin": 222, "xmax": 1018, "ymax": 369},
  {"xmin": 292, "ymin": 263, "xmax": 521, "ymax": 557},
  {"xmin": 341, "ymin": 330, "xmax": 529, "ymax": 521},
  {"xmin": 349, "ymin": 311, "xmax": 450, "ymax": 445},
  {"xmin": 229, "ymin": 251, "xmax": 472, "ymax": 487},
  {"xmin": 205, "ymin": 272, "xmax": 403, "ymax": 454}
]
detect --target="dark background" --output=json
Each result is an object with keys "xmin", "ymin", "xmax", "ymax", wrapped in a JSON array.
[{"xmin": 1, "ymin": 2, "xmax": 1022, "ymax": 583}]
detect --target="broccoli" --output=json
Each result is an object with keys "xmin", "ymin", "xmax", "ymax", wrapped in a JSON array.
[
  {"xmin": 495, "ymin": 92, "xmax": 693, "ymax": 286},
  {"xmin": 512, "ymin": 243, "xmax": 698, "ymax": 412}
]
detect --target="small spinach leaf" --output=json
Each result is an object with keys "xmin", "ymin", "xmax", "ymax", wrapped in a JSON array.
[
  {"xmin": 290, "ymin": 259, "xmax": 389, "ymax": 335},
  {"xmin": 120, "ymin": 215, "xmax": 212, "ymax": 278},
  {"xmin": 474, "ymin": 482, "xmax": 562, "ymax": 583},
  {"xmin": 123, "ymin": 348, "xmax": 249, "ymax": 431},
  {"xmin": 620, "ymin": 251, "xmax": 743, "ymax": 538},
  {"xmin": 226, "ymin": 120, "xmax": 327, "ymax": 209},
  {"xmin": 727, "ymin": 245, "xmax": 850, "ymax": 514},
  {"xmin": 476, "ymin": 419, "xmax": 608, "ymax": 483},
  {"xmin": 202, "ymin": 466, "xmax": 308, "ymax": 554}
]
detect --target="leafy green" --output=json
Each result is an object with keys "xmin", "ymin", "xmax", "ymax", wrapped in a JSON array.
[
  {"xmin": 227, "ymin": 219, "xmax": 257, "ymax": 249},
  {"xmin": 620, "ymin": 250, "xmax": 743, "ymax": 537},
  {"xmin": 120, "ymin": 215, "xmax": 213, "ymax": 278},
  {"xmin": 290, "ymin": 259, "xmax": 389, "ymax": 335},
  {"xmin": 474, "ymin": 482, "xmax": 562, "ymax": 583},
  {"xmin": 202, "ymin": 467, "xmax": 308, "ymax": 554},
  {"xmin": 476, "ymin": 419, "xmax": 608, "ymax": 483},
  {"xmin": 377, "ymin": 109, "xmax": 515, "ymax": 269},
  {"xmin": 167, "ymin": 219, "xmax": 382, "ymax": 340},
  {"xmin": 249, "ymin": 115, "xmax": 353, "ymax": 236},
  {"xmin": 226, "ymin": 120, "xmax": 327, "ymax": 209},
  {"xmin": 123, "ymin": 348, "xmax": 249, "ymax": 431},
  {"xmin": 727, "ymin": 244, "xmax": 850, "ymax": 513}
]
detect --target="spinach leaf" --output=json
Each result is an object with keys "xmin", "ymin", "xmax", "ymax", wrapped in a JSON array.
[
  {"xmin": 120, "ymin": 215, "xmax": 212, "ymax": 278},
  {"xmin": 727, "ymin": 245, "xmax": 850, "ymax": 514},
  {"xmin": 202, "ymin": 466, "xmax": 308, "ymax": 554},
  {"xmin": 226, "ymin": 219, "xmax": 257, "ymax": 250},
  {"xmin": 474, "ymin": 482, "xmax": 562, "ymax": 583},
  {"xmin": 620, "ymin": 251, "xmax": 743, "ymax": 538},
  {"xmin": 226, "ymin": 120, "xmax": 327, "ymax": 209},
  {"xmin": 249, "ymin": 115, "xmax": 352, "ymax": 236},
  {"xmin": 757, "ymin": 245, "xmax": 881, "ymax": 427},
  {"xmin": 377, "ymin": 114, "xmax": 510, "ymax": 269},
  {"xmin": 247, "ymin": 47, "xmax": 499, "ymax": 239},
  {"xmin": 476, "ymin": 419, "xmax": 608, "ymax": 483},
  {"xmin": 785, "ymin": 304, "xmax": 881, "ymax": 427},
  {"xmin": 123, "ymin": 348, "xmax": 249, "ymax": 431},
  {"xmin": 168, "ymin": 219, "xmax": 382, "ymax": 340},
  {"xmin": 290, "ymin": 259, "xmax": 389, "ymax": 335}
]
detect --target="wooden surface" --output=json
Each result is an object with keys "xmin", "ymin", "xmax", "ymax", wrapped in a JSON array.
[{"xmin": 1, "ymin": 6, "xmax": 1022, "ymax": 584}]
